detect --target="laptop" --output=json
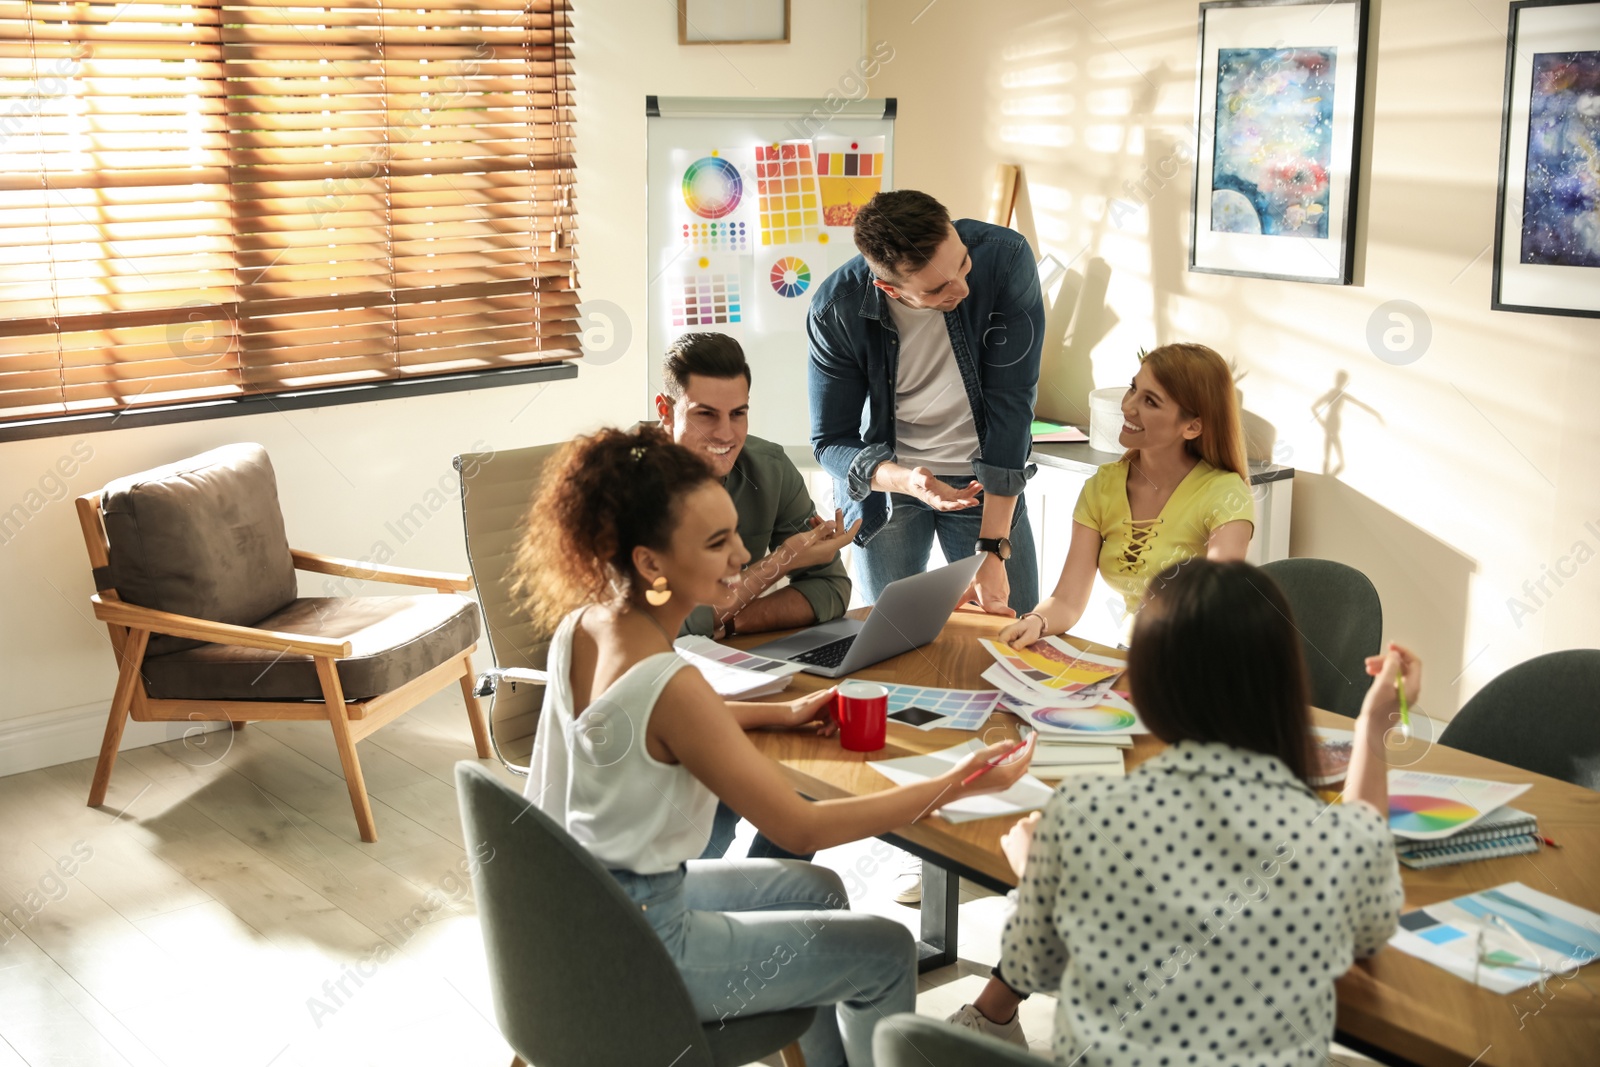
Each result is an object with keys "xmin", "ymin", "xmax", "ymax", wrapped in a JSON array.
[{"xmin": 746, "ymin": 554, "xmax": 986, "ymax": 678}]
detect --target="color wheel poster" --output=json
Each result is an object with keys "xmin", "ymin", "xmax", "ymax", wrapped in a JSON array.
[
  {"xmin": 1386, "ymin": 770, "xmax": 1531, "ymax": 842},
  {"xmin": 645, "ymin": 109, "xmax": 893, "ymax": 446}
]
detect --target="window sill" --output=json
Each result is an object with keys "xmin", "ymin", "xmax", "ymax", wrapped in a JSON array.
[{"xmin": 0, "ymin": 362, "xmax": 580, "ymax": 444}]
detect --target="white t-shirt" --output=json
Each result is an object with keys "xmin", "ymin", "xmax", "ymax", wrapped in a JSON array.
[
  {"xmin": 525, "ymin": 610, "xmax": 716, "ymax": 874},
  {"xmin": 885, "ymin": 296, "xmax": 980, "ymax": 473}
]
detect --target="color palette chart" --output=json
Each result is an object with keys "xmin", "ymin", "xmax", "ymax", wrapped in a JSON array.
[
  {"xmin": 670, "ymin": 260, "xmax": 741, "ymax": 327},
  {"xmin": 682, "ymin": 155, "xmax": 743, "ymax": 219},
  {"xmin": 754, "ymin": 141, "xmax": 820, "ymax": 246},
  {"xmin": 682, "ymin": 221, "xmax": 748, "ymax": 252},
  {"xmin": 880, "ymin": 683, "xmax": 1002, "ymax": 732},
  {"xmin": 979, "ymin": 638, "xmax": 1123, "ymax": 693},
  {"xmin": 769, "ymin": 256, "xmax": 810, "ymax": 297},
  {"xmin": 1385, "ymin": 769, "xmax": 1531, "ymax": 841},
  {"xmin": 816, "ymin": 135, "xmax": 885, "ymax": 227},
  {"xmin": 1389, "ymin": 881, "xmax": 1600, "ymax": 993},
  {"xmin": 1389, "ymin": 795, "xmax": 1481, "ymax": 837},
  {"xmin": 1027, "ymin": 706, "xmax": 1139, "ymax": 734}
]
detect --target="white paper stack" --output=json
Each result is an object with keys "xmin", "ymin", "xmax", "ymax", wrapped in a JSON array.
[
  {"xmin": 867, "ymin": 739, "xmax": 1055, "ymax": 823},
  {"xmin": 673, "ymin": 636, "xmax": 802, "ymax": 699}
]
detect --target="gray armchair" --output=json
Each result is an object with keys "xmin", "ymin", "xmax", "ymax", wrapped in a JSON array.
[{"xmin": 78, "ymin": 442, "xmax": 491, "ymax": 841}]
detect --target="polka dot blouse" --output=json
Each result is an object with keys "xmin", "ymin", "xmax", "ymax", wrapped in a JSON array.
[{"xmin": 999, "ymin": 739, "xmax": 1402, "ymax": 1067}]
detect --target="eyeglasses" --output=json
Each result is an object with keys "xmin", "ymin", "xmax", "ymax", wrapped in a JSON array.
[{"xmin": 1472, "ymin": 913, "xmax": 1598, "ymax": 999}]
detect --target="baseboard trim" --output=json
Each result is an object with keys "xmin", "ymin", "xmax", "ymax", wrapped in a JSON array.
[{"xmin": 0, "ymin": 701, "xmax": 229, "ymax": 780}]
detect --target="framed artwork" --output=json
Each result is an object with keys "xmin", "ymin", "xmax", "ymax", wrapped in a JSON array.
[
  {"xmin": 1189, "ymin": 0, "xmax": 1370, "ymax": 284},
  {"xmin": 678, "ymin": 0, "xmax": 789, "ymax": 45},
  {"xmin": 1492, "ymin": 0, "xmax": 1600, "ymax": 318}
]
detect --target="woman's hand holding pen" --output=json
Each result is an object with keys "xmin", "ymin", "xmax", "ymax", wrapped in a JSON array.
[{"xmin": 944, "ymin": 734, "xmax": 1036, "ymax": 800}]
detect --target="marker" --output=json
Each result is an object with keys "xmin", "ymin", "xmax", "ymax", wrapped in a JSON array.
[{"xmin": 962, "ymin": 734, "xmax": 1032, "ymax": 786}]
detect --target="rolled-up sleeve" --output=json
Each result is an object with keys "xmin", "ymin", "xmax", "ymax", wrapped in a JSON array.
[
  {"xmin": 808, "ymin": 304, "xmax": 886, "ymax": 500},
  {"xmin": 970, "ymin": 238, "xmax": 1044, "ymax": 497},
  {"xmin": 999, "ymin": 798, "xmax": 1070, "ymax": 994},
  {"xmin": 769, "ymin": 457, "xmax": 851, "ymax": 624}
]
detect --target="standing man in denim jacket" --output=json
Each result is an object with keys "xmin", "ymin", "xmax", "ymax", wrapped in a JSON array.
[{"xmin": 807, "ymin": 190, "xmax": 1044, "ymax": 615}]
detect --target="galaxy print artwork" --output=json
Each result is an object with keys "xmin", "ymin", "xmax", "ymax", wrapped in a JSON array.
[
  {"xmin": 1520, "ymin": 50, "xmax": 1600, "ymax": 268},
  {"xmin": 1210, "ymin": 47, "xmax": 1337, "ymax": 239}
]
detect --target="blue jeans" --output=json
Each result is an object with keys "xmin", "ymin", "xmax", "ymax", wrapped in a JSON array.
[
  {"xmin": 856, "ymin": 490, "xmax": 1039, "ymax": 614},
  {"xmin": 610, "ymin": 860, "xmax": 918, "ymax": 1067},
  {"xmin": 701, "ymin": 800, "xmax": 816, "ymax": 862}
]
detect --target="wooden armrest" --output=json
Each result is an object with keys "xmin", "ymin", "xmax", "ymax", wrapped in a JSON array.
[
  {"xmin": 290, "ymin": 549, "xmax": 474, "ymax": 592},
  {"xmin": 90, "ymin": 595, "xmax": 353, "ymax": 658}
]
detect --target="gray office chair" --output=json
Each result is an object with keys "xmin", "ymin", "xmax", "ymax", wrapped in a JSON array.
[
  {"xmin": 1439, "ymin": 650, "xmax": 1600, "ymax": 791},
  {"xmin": 873, "ymin": 1012, "xmax": 1040, "ymax": 1066},
  {"xmin": 454, "ymin": 762, "xmax": 814, "ymax": 1067},
  {"xmin": 1259, "ymin": 558, "xmax": 1382, "ymax": 718},
  {"xmin": 456, "ymin": 443, "xmax": 562, "ymax": 774}
]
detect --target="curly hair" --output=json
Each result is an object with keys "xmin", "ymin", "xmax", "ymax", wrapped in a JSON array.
[
  {"xmin": 851, "ymin": 189, "xmax": 952, "ymax": 282},
  {"xmin": 512, "ymin": 425, "xmax": 718, "ymax": 631}
]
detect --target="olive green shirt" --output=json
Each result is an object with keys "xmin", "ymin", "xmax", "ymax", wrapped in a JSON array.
[{"xmin": 681, "ymin": 435, "xmax": 852, "ymax": 637}]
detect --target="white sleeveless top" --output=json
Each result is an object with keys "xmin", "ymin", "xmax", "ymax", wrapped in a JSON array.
[{"xmin": 524, "ymin": 610, "xmax": 718, "ymax": 874}]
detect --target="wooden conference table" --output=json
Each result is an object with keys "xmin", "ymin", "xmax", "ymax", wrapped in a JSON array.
[{"xmin": 736, "ymin": 611, "xmax": 1600, "ymax": 1067}]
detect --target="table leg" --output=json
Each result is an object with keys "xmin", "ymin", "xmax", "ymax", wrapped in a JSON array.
[{"xmin": 917, "ymin": 860, "xmax": 960, "ymax": 973}]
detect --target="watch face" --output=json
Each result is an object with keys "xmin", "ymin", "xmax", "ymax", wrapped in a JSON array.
[{"xmin": 982, "ymin": 537, "xmax": 1012, "ymax": 561}]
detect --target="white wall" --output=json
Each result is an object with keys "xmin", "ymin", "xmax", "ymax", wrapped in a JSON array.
[
  {"xmin": 867, "ymin": 0, "xmax": 1598, "ymax": 716},
  {"xmin": 0, "ymin": 0, "xmax": 870, "ymax": 774}
]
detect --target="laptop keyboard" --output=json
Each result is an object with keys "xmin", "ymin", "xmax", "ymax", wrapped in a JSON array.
[{"xmin": 791, "ymin": 634, "xmax": 857, "ymax": 668}]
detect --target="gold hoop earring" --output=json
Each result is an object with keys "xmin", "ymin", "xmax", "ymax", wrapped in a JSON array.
[{"xmin": 644, "ymin": 576, "xmax": 672, "ymax": 606}]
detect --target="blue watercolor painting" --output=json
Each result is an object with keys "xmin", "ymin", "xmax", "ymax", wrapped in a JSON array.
[
  {"xmin": 1520, "ymin": 51, "xmax": 1600, "ymax": 268},
  {"xmin": 1211, "ymin": 47, "xmax": 1336, "ymax": 238}
]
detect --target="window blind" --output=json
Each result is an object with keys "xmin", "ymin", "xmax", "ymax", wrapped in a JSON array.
[{"xmin": 0, "ymin": 0, "xmax": 577, "ymax": 424}]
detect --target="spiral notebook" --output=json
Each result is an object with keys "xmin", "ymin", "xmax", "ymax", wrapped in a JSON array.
[{"xmin": 1396, "ymin": 805, "xmax": 1540, "ymax": 869}]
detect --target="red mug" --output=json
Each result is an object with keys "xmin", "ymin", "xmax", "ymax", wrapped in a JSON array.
[{"xmin": 835, "ymin": 680, "xmax": 888, "ymax": 752}]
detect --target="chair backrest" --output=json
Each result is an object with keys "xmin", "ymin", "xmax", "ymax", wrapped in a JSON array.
[
  {"xmin": 1440, "ymin": 650, "xmax": 1600, "ymax": 791},
  {"xmin": 454, "ymin": 762, "xmax": 714, "ymax": 1066},
  {"xmin": 456, "ymin": 443, "xmax": 562, "ymax": 769},
  {"xmin": 1258, "ymin": 558, "xmax": 1382, "ymax": 718},
  {"xmin": 873, "ymin": 1011, "xmax": 1042, "ymax": 1066},
  {"xmin": 96, "ymin": 443, "xmax": 297, "ymax": 656}
]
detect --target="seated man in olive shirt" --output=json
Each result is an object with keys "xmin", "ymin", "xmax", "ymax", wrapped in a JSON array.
[
  {"xmin": 656, "ymin": 332, "xmax": 858, "ymax": 641},
  {"xmin": 656, "ymin": 332, "xmax": 858, "ymax": 861}
]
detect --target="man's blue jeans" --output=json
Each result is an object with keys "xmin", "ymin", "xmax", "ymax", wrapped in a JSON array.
[
  {"xmin": 610, "ymin": 860, "xmax": 917, "ymax": 1067},
  {"xmin": 854, "ymin": 490, "xmax": 1039, "ymax": 614}
]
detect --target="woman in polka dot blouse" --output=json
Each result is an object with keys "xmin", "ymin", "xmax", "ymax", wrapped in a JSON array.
[{"xmin": 996, "ymin": 559, "xmax": 1411, "ymax": 1065}]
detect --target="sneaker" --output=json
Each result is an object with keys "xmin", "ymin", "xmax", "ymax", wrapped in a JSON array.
[
  {"xmin": 892, "ymin": 852, "xmax": 921, "ymax": 904},
  {"xmin": 945, "ymin": 1002, "xmax": 1027, "ymax": 1047}
]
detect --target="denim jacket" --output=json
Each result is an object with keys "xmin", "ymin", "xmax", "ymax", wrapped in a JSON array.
[{"xmin": 807, "ymin": 218, "xmax": 1044, "ymax": 544}]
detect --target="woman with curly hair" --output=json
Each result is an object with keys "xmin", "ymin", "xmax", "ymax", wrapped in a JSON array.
[{"xmin": 513, "ymin": 425, "xmax": 1034, "ymax": 1067}]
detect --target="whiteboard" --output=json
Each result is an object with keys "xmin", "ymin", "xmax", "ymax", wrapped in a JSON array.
[{"xmin": 646, "ymin": 96, "xmax": 895, "ymax": 446}]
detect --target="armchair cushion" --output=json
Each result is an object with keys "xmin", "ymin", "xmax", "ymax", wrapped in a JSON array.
[
  {"xmin": 141, "ymin": 595, "xmax": 481, "ymax": 701},
  {"xmin": 102, "ymin": 443, "xmax": 297, "ymax": 656}
]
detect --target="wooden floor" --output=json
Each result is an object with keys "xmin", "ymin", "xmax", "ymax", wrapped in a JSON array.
[{"xmin": 0, "ymin": 689, "xmax": 1063, "ymax": 1066}]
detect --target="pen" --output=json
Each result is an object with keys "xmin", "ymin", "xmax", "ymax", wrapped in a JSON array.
[
  {"xmin": 1395, "ymin": 661, "xmax": 1411, "ymax": 741},
  {"xmin": 1539, "ymin": 835, "xmax": 1561, "ymax": 849},
  {"xmin": 962, "ymin": 734, "xmax": 1031, "ymax": 786}
]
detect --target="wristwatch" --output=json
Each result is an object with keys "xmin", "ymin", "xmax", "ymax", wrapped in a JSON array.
[{"xmin": 975, "ymin": 537, "xmax": 1012, "ymax": 561}]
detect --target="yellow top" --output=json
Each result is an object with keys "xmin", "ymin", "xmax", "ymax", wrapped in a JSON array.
[{"xmin": 1072, "ymin": 458, "xmax": 1255, "ymax": 613}]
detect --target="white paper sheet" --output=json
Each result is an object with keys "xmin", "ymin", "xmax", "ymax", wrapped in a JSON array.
[{"xmin": 867, "ymin": 739, "xmax": 1054, "ymax": 824}]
